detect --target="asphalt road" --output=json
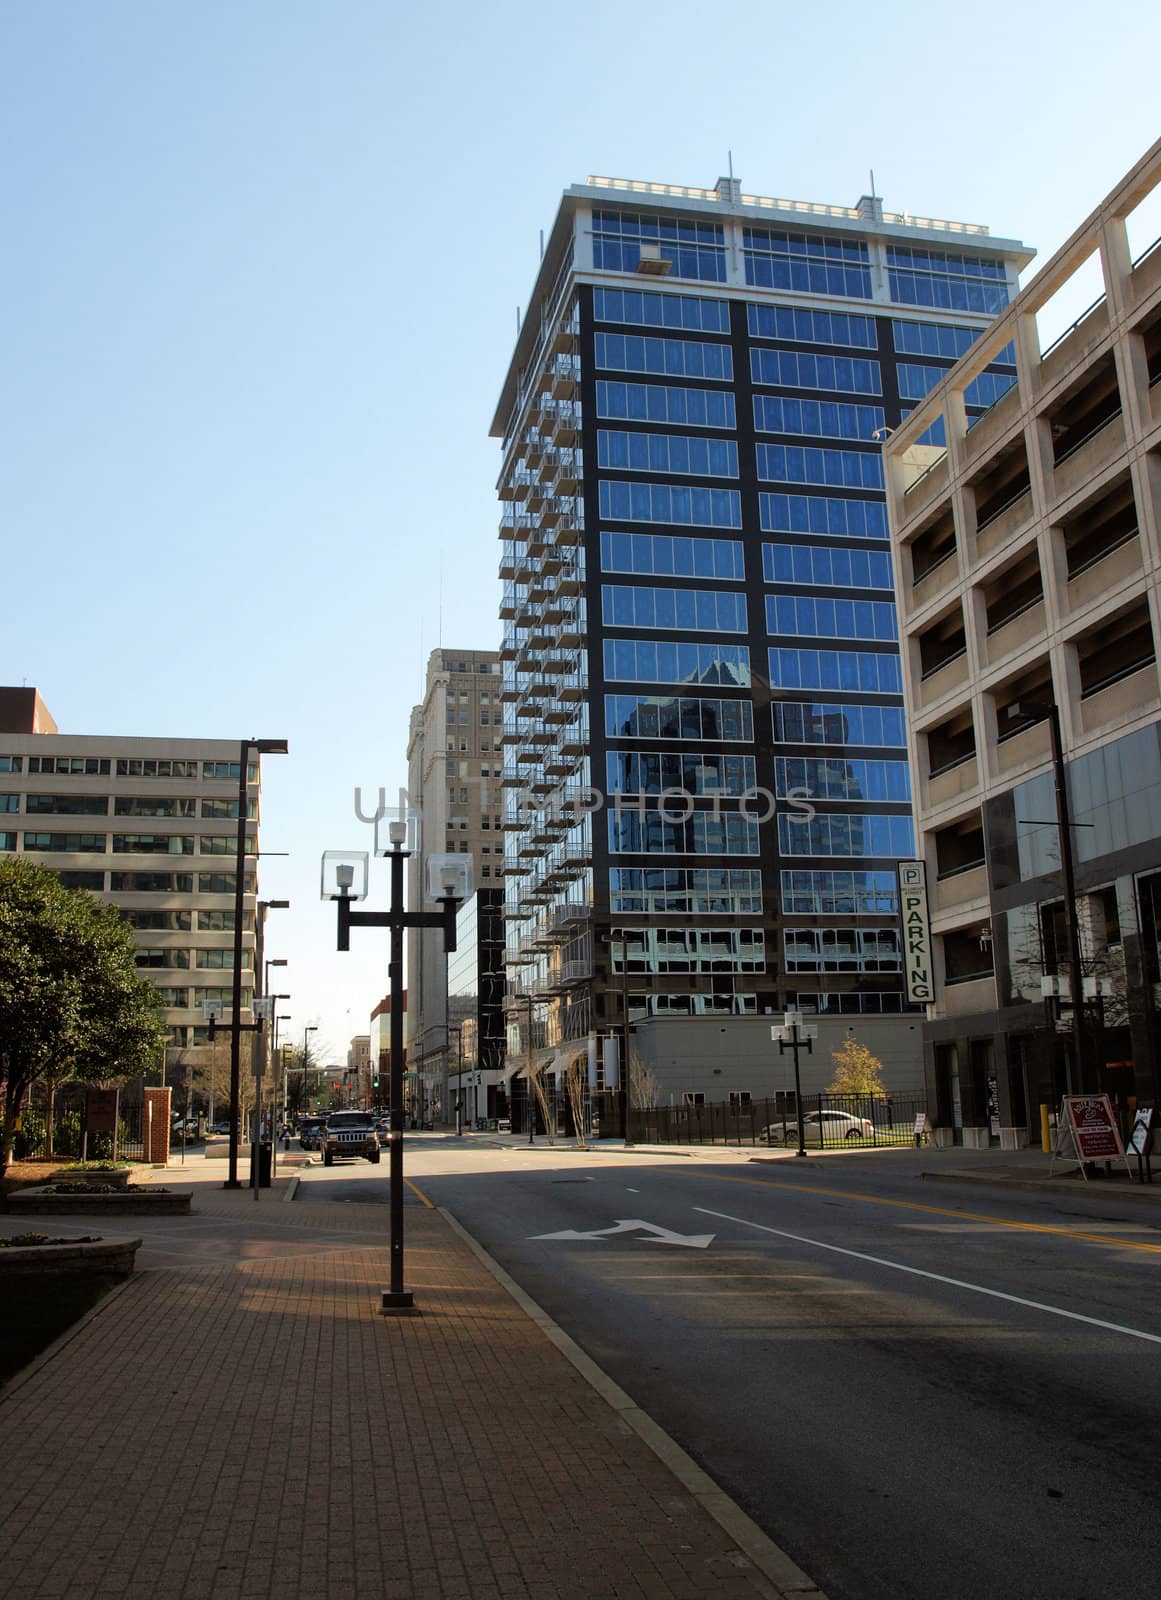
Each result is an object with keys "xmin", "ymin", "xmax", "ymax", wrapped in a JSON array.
[{"xmin": 299, "ymin": 1144, "xmax": 1161, "ymax": 1600}]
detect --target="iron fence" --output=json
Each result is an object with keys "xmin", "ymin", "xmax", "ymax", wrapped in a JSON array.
[
  {"xmin": 12, "ymin": 1085, "xmax": 147, "ymax": 1163},
  {"xmin": 629, "ymin": 1092, "xmax": 926, "ymax": 1151}
]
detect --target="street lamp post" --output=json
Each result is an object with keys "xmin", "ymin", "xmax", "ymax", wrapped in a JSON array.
[
  {"xmin": 771, "ymin": 1011, "xmax": 817, "ymax": 1157},
  {"xmin": 449, "ymin": 1025, "xmax": 464, "ymax": 1136},
  {"xmin": 225, "ymin": 739, "xmax": 288, "ymax": 1189},
  {"xmin": 323, "ymin": 837, "xmax": 471, "ymax": 1312},
  {"xmin": 303, "ymin": 1025, "xmax": 318, "ymax": 1109},
  {"xmin": 276, "ymin": 1016, "xmax": 292, "ymax": 1135}
]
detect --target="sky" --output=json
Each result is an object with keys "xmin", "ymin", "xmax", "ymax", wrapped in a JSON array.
[{"xmin": 3, "ymin": 1, "xmax": 1160, "ymax": 1061}]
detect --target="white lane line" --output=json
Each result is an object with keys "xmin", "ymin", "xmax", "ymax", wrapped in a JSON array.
[
  {"xmin": 626, "ymin": 1187, "xmax": 640, "ymax": 1193},
  {"xmin": 692, "ymin": 1206, "xmax": 1161, "ymax": 1347}
]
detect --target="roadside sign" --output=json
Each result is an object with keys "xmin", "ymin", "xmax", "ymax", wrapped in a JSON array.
[
  {"xmin": 1128, "ymin": 1108, "xmax": 1154, "ymax": 1157},
  {"xmin": 1051, "ymin": 1094, "xmax": 1132, "ymax": 1179},
  {"xmin": 898, "ymin": 861, "xmax": 933, "ymax": 1005}
]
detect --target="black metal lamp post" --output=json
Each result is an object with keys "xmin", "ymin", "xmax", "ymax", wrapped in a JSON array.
[
  {"xmin": 302, "ymin": 1024, "xmax": 318, "ymax": 1108},
  {"xmin": 771, "ymin": 1011, "xmax": 817, "ymax": 1157},
  {"xmin": 324, "ymin": 837, "xmax": 471, "ymax": 1312},
  {"xmin": 449, "ymin": 1024, "xmax": 464, "ymax": 1137},
  {"xmin": 224, "ymin": 739, "xmax": 288, "ymax": 1188}
]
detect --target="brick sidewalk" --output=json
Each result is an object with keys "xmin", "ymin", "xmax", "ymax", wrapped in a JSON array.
[{"xmin": 0, "ymin": 1193, "xmax": 806, "ymax": 1600}]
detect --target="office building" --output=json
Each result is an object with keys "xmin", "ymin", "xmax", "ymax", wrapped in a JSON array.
[
  {"xmin": 491, "ymin": 173, "xmax": 1030, "ymax": 1100},
  {"xmin": 0, "ymin": 689, "xmax": 269, "ymax": 1081},
  {"xmin": 884, "ymin": 139, "xmax": 1161, "ymax": 1144},
  {"xmin": 405, "ymin": 647, "xmax": 501, "ymax": 1092},
  {"xmin": 447, "ymin": 887, "xmax": 507, "ymax": 1124}
]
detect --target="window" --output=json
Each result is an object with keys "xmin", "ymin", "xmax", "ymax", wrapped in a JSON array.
[
  {"xmin": 747, "ymin": 302, "xmax": 876, "ymax": 348},
  {"xmin": 25, "ymin": 793, "xmax": 110, "ymax": 816},
  {"xmin": 751, "ymin": 348, "xmax": 882, "ymax": 396},
  {"xmin": 606, "ymin": 751, "xmax": 757, "ymax": 795},
  {"xmin": 754, "ymin": 394, "xmax": 884, "ymax": 441},
  {"xmin": 596, "ymin": 380, "xmax": 736, "ymax": 430},
  {"xmin": 892, "ymin": 320, "xmax": 998, "ymax": 360},
  {"xmin": 0, "ymin": 795, "xmax": 18, "ymax": 813},
  {"xmin": 200, "ymin": 835, "xmax": 257, "ymax": 855},
  {"xmin": 780, "ymin": 869, "xmax": 899, "ymax": 915},
  {"xmin": 611, "ymin": 867, "xmax": 762, "ymax": 916},
  {"xmin": 28, "ymin": 757, "xmax": 110, "ymax": 776},
  {"xmin": 201, "ymin": 761, "xmax": 257, "ymax": 781},
  {"xmin": 772, "ymin": 702, "xmax": 906, "ymax": 748},
  {"xmin": 897, "ymin": 363, "xmax": 1016, "ymax": 409},
  {"xmin": 729, "ymin": 1092, "xmax": 753, "ymax": 1108},
  {"xmin": 684, "ymin": 1092, "xmax": 706, "ymax": 1106},
  {"xmin": 762, "ymin": 544, "xmax": 893, "ymax": 590},
  {"xmin": 592, "ymin": 209, "xmax": 727, "ymax": 283},
  {"xmin": 0, "ymin": 757, "xmax": 23, "ymax": 773},
  {"xmin": 887, "ymin": 247, "xmax": 1009, "ymax": 315},
  {"xmin": 123, "ymin": 909, "xmax": 193, "ymax": 931},
  {"xmin": 593, "ymin": 286, "xmax": 731, "ymax": 333},
  {"xmin": 613, "ymin": 926, "xmax": 765, "ymax": 974},
  {"xmin": 115, "ymin": 797, "xmax": 196, "ymax": 818},
  {"xmin": 768, "ymin": 647, "xmax": 903, "ymax": 694},
  {"xmin": 776, "ymin": 812, "xmax": 915, "ymax": 858},
  {"xmin": 56, "ymin": 869, "xmax": 104, "ymax": 889},
  {"xmin": 784, "ymin": 927, "xmax": 902, "ymax": 972},
  {"xmin": 198, "ymin": 872, "xmax": 255, "ymax": 894},
  {"xmin": 744, "ymin": 228, "xmax": 871, "ymax": 298},
  {"xmin": 609, "ymin": 809, "xmax": 760, "ymax": 856},
  {"xmin": 136, "ymin": 949, "xmax": 190, "ymax": 970},
  {"xmin": 762, "ymin": 497, "xmax": 888, "ymax": 548},
  {"xmin": 605, "ymin": 694, "xmax": 753, "ymax": 742},
  {"xmin": 600, "ymin": 531, "xmax": 744, "ymax": 580},
  {"xmin": 197, "ymin": 910, "xmax": 248, "ymax": 931},
  {"xmin": 116, "ymin": 758, "xmax": 200, "ymax": 779},
  {"xmin": 112, "ymin": 834, "xmax": 195, "ymax": 855},
  {"xmin": 109, "ymin": 872, "xmax": 195, "ymax": 893},
  {"xmin": 599, "ymin": 480, "xmax": 742, "ymax": 529},
  {"xmin": 594, "ymin": 332, "xmax": 732, "ymax": 381},
  {"xmin": 23, "ymin": 832, "xmax": 106, "ymax": 852},
  {"xmin": 773, "ymin": 756, "xmax": 911, "ymax": 803},
  {"xmin": 0, "ymin": 831, "xmax": 17, "ymax": 852},
  {"xmin": 597, "ymin": 430, "xmax": 739, "ymax": 478},
  {"xmin": 766, "ymin": 595, "xmax": 898, "ymax": 642},
  {"xmin": 200, "ymin": 798, "xmax": 249, "ymax": 819},
  {"xmin": 603, "ymin": 638, "xmax": 751, "ymax": 687},
  {"xmin": 603, "ymin": 585, "xmax": 747, "ymax": 633},
  {"xmin": 756, "ymin": 444, "xmax": 883, "ymax": 490},
  {"xmin": 196, "ymin": 949, "xmax": 237, "ymax": 969}
]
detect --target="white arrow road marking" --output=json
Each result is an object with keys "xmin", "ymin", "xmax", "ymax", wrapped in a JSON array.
[{"xmin": 531, "ymin": 1217, "xmax": 715, "ymax": 1248}]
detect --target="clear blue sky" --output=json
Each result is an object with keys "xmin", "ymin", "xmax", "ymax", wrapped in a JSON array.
[{"xmin": 3, "ymin": 1, "xmax": 1159, "ymax": 1060}]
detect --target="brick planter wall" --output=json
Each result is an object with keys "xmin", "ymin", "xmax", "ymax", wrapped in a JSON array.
[
  {"xmin": 0, "ymin": 1238, "xmax": 142, "ymax": 1277},
  {"xmin": 9, "ymin": 1189, "xmax": 192, "ymax": 1216}
]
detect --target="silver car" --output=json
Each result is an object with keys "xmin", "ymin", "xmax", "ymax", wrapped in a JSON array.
[{"xmin": 765, "ymin": 1110, "xmax": 875, "ymax": 1143}]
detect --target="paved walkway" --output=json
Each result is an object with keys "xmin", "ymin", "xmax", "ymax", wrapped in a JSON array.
[{"xmin": 0, "ymin": 1167, "xmax": 810, "ymax": 1600}]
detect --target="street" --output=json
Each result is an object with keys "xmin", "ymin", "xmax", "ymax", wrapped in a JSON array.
[{"xmin": 299, "ymin": 1139, "xmax": 1161, "ymax": 1600}]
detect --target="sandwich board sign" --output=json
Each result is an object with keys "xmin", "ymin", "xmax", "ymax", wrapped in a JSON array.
[
  {"xmin": 1050, "ymin": 1094, "xmax": 1132, "ymax": 1178},
  {"xmin": 898, "ymin": 860, "xmax": 933, "ymax": 1005}
]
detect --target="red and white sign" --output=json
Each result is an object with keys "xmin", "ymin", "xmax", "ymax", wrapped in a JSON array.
[{"xmin": 1063, "ymin": 1095, "xmax": 1124, "ymax": 1160}]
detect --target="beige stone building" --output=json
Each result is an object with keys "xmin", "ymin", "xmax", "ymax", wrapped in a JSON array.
[
  {"xmin": 405, "ymin": 648, "xmax": 502, "ymax": 1097},
  {"xmin": 0, "ymin": 688, "xmax": 272, "ymax": 1090},
  {"xmin": 885, "ymin": 139, "xmax": 1161, "ymax": 1145}
]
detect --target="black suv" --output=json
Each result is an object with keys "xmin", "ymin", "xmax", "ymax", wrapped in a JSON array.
[{"xmin": 321, "ymin": 1111, "xmax": 381, "ymax": 1167}]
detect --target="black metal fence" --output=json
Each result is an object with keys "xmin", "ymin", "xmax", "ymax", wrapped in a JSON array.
[
  {"xmin": 11, "ymin": 1085, "xmax": 147, "ymax": 1163},
  {"xmin": 629, "ymin": 1092, "xmax": 926, "ymax": 1151}
]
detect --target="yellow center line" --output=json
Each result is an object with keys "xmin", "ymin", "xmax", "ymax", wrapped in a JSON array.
[
  {"xmin": 405, "ymin": 1176, "xmax": 434, "ymax": 1208},
  {"xmin": 678, "ymin": 1169, "xmax": 1161, "ymax": 1256}
]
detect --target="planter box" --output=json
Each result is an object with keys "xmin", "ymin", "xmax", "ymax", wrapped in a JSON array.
[
  {"xmin": 0, "ymin": 1236, "xmax": 142, "ymax": 1278},
  {"xmin": 49, "ymin": 1167, "xmax": 131, "ymax": 1188},
  {"xmin": 8, "ymin": 1187, "xmax": 191, "ymax": 1216}
]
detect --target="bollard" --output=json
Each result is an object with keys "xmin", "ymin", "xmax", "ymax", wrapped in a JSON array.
[{"xmin": 1040, "ymin": 1102, "xmax": 1051, "ymax": 1154}]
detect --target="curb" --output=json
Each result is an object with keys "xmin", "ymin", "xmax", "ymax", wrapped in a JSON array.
[
  {"xmin": 0, "ymin": 1276, "xmax": 136, "ymax": 1402},
  {"xmin": 921, "ymin": 1169, "xmax": 1161, "ymax": 1205},
  {"xmin": 283, "ymin": 1176, "xmax": 300, "ymax": 1203},
  {"xmin": 439, "ymin": 1206, "xmax": 825, "ymax": 1600}
]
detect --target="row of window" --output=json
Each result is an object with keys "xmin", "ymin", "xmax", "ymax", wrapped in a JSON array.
[
  {"xmin": 773, "ymin": 756, "xmax": 912, "ymax": 803},
  {"xmin": 613, "ymin": 926, "xmax": 765, "ymax": 974},
  {"xmin": 743, "ymin": 229, "xmax": 871, "ymax": 300},
  {"xmin": 887, "ymin": 247, "xmax": 1009, "ymax": 316},
  {"xmin": 598, "ymin": 480, "xmax": 742, "ymax": 529},
  {"xmin": 605, "ymin": 694, "xmax": 754, "ymax": 743},
  {"xmin": 594, "ymin": 332, "xmax": 732, "ymax": 382},
  {"xmin": 751, "ymin": 348, "xmax": 882, "ymax": 396},
  {"xmin": 772, "ymin": 701, "xmax": 907, "ymax": 748},
  {"xmin": 762, "ymin": 543, "xmax": 893, "ymax": 591},
  {"xmin": 606, "ymin": 751, "xmax": 757, "ymax": 796},
  {"xmin": 141, "ymin": 987, "xmax": 254, "ymax": 1010},
  {"xmin": 759, "ymin": 493, "xmax": 888, "ymax": 541},
  {"xmin": 753, "ymin": 394, "xmax": 885, "ymax": 441},
  {"xmin": 609, "ymin": 811, "xmax": 759, "ymax": 856},
  {"xmin": 609, "ymin": 866, "xmax": 763, "ymax": 916},
  {"xmin": 593, "ymin": 286, "xmax": 731, "ymax": 333},
  {"xmin": 2, "ymin": 794, "xmax": 254, "ymax": 819},
  {"xmin": 756, "ymin": 445, "xmax": 884, "ymax": 490},
  {"xmin": 0, "ymin": 757, "xmax": 256, "ymax": 781},
  {"xmin": 777, "ymin": 812, "xmax": 915, "ymax": 858},
  {"xmin": 602, "ymin": 583, "xmax": 748, "ymax": 633},
  {"xmin": 121, "ymin": 908, "xmax": 250, "ymax": 931},
  {"xmin": 599, "ymin": 531, "xmax": 744, "ymax": 581},
  {"xmin": 135, "ymin": 949, "xmax": 252, "ymax": 970},
  {"xmin": 784, "ymin": 927, "xmax": 901, "ymax": 972},
  {"xmin": 602, "ymin": 638, "xmax": 751, "ymax": 688},
  {"xmin": 16, "ymin": 832, "xmax": 256, "ymax": 856},
  {"xmin": 780, "ymin": 868, "xmax": 900, "ymax": 915},
  {"xmin": 16, "ymin": 869, "xmax": 258, "ymax": 894},
  {"xmin": 767, "ymin": 595, "xmax": 899, "ymax": 642},
  {"xmin": 594, "ymin": 232, "xmax": 727, "ymax": 283},
  {"xmin": 768, "ymin": 647, "xmax": 903, "ymax": 694},
  {"xmin": 597, "ymin": 429, "xmax": 739, "ymax": 479},
  {"xmin": 896, "ymin": 362, "xmax": 1017, "ymax": 408},
  {"xmin": 747, "ymin": 302, "xmax": 876, "ymax": 350},
  {"xmin": 596, "ymin": 378, "xmax": 736, "ymax": 430}
]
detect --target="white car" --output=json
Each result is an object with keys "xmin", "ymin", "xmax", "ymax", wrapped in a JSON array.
[{"xmin": 765, "ymin": 1110, "xmax": 875, "ymax": 1143}]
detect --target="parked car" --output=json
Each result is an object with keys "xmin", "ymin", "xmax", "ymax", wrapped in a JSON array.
[
  {"xmin": 212, "ymin": 1120, "xmax": 232, "ymax": 1136},
  {"xmin": 764, "ymin": 1110, "xmax": 875, "ymax": 1144},
  {"xmin": 298, "ymin": 1118, "xmax": 325, "ymax": 1150},
  {"xmin": 321, "ymin": 1111, "xmax": 381, "ymax": 1167},
  {"xmin": 171, "ymin": 1117, "xmax": 200, "ymax": 1138}
]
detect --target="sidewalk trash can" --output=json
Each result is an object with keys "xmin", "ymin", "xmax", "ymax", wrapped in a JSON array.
[{"xmin": 257, "ymin": 1141, "xmax": 273, "ymax": 1188}]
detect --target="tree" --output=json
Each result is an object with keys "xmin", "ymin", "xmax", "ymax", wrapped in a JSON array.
[
  {"xmin": 0, "ymin": 858, "xmax": 166, "ymax": 1174},
  {"xmin": 828, "ymin": 1036, "xmax": 888, "ymax": 1099}
]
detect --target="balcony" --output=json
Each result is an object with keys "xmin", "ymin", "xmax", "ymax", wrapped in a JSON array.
[
  {"xmin": 918, "ymin": 650, "xmax": 969, "ymax": 710},
  {"xmin": 933, "ymin": 864, "xmax": 988, "ymax": 917},
  {"xmin": 561, "ymin": 959, "xmax": 593, "ymax": 985},
  {"xmin": 975, "ymin": 487, "xmax": 1035, "ymax": 562},
  {"xmin": 924, "ymin": 754, "xmax": 979, "ymax": 811},
  {"xmin": 1051, "ymin": 411, "xmax": 1126, "ymax": 503},
  {"xmin": 940, "ymin": 973, "xmax": 996, "ymax": 1017},
  {"xmin": 1065, "ymin": 534, "xmax": 1143, "ymax": 618}
]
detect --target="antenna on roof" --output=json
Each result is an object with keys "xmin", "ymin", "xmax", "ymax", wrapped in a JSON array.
[
  {"xmin": 870, "ymin": 168, "xmax": 877, "ymax": 199},
  {"xmin": 539, "ymin": 228, "xmax": 544, "ymax": 260},
  {"xmin": 728, "ymin": 149, "xmax": 734, "ymax": 183},
  {"xmin": 516, "ymin": 306, "xmax": 521, "ymax": 333}
]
